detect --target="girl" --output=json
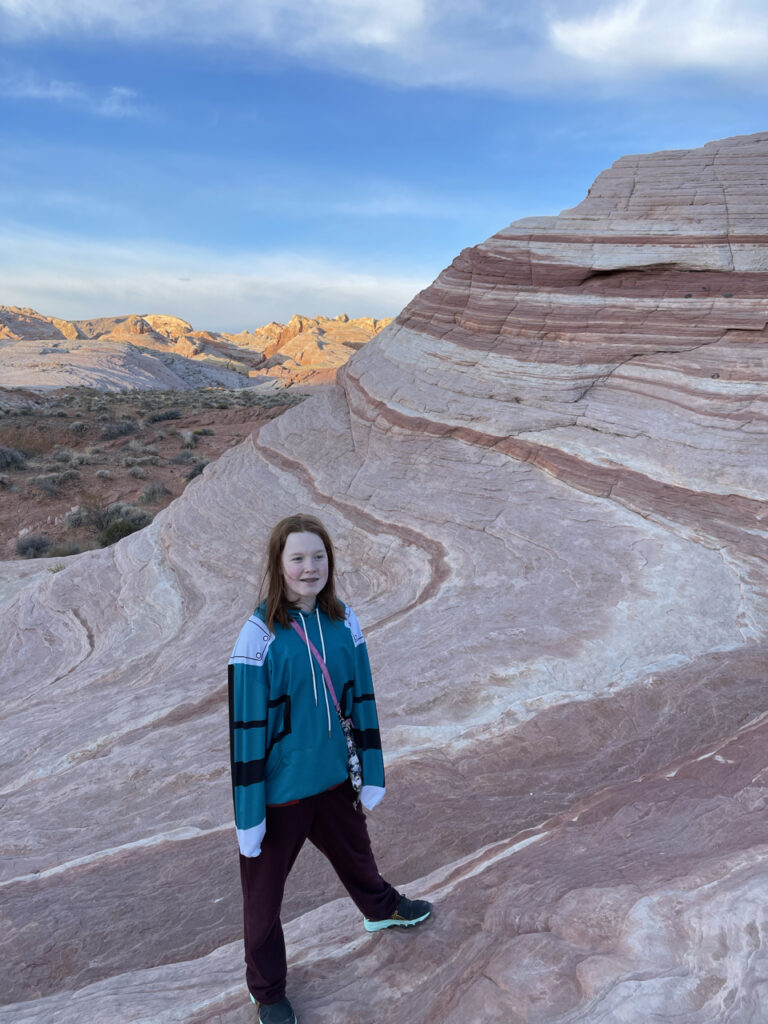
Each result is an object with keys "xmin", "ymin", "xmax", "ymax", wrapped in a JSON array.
[{"xmin": 228, "ymin": 514, "xmax": 432, "ymax": 1024}]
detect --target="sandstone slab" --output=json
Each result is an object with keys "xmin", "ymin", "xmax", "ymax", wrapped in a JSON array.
[{"xmin": 2, "ymin": 133, "xmax": 768, "ymax": 1023}]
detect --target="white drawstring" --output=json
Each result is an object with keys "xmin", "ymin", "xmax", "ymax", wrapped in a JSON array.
[
  {"xmin": 298, "ymin": 611, "xmax": 318, "ymax": 706},
  {"xmin": 297, "ymin": 609, "xmax": 332, "ymax": 735},
  {"xmin": 315, "ymin": 608, "xmax": 332, "ymax": 734}
]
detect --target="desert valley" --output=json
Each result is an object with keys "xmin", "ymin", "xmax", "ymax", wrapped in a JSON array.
[{"xmin": 0, "ymin": 311, "xmax": 389, "ymax": 560}]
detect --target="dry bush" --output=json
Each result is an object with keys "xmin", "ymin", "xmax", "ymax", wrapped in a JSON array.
[
  {"xmin": 16, "ymin": 533, "xmax": 51, "ymax": 558},
  {"xmin": 184, "ymin": 460, "xmax": 208, "ymax": 482},
  {"xmin": 0, "ymin": 446, "xmax": 26, "ymax": 470},
  {"xmin": 47, "ymin": 541, "xmax": 81, "ymax": 557},
  {"xmin": 146, "ymin": 409, "xmax": 181, "ymax": 423},
  {"xmin": 50, "ymin": 447, "xmax": 74, "ymax": 463},
  {"xmin": 99, "ymin": 420, "xmax": 137, "ymax": 441},
  {"xmin": 32, "ymin": 470, "xmax": 80, "ymax": 496},
  {"xmin": 65, "ymin": 501, "xmax": 152, "ymax": 546},
  {"xmin": 140, "ymin": 481, "xmax": 171, "ymax": 504}
]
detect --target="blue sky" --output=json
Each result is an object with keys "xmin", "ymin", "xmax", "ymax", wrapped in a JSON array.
[{"xmin": 1, "ymin": 0, "xmax": 767, "ymax": 332}]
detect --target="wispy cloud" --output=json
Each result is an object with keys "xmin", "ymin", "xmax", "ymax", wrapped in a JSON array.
[
  {"xmin": 242, "ymin": 178, "xmax": 479, "ymax": 221},
  {"xmin": 2, "ymin": 0, "xmax": 767, "ymax": 91},
  {"xmin": 550, "ymin": 0, "xmax": 768, "ymax": 73},
  {"xmin": 0, "ymin": 69, "xmax": 141, "ymax": 116},
  {"xmin": 0, "ymin": 0, "xmax": 428, "ymax": 51},
  {"xmin": 0, "ymin": 228, "xmax": 427, "ymax": 331}
]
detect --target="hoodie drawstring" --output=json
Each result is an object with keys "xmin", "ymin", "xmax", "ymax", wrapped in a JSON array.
[{"xmin": 297, "ymin": 609, "xmax": 332, "ymax": 735}]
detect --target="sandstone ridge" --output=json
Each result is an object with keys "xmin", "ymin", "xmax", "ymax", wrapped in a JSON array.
[
  {"xmin": 2, "ymin": 133, "xmax": 768, "ymax": 1023},
  {"xmin": 0, "ymin": 308, "xmax": 390, "ymax": 391}
]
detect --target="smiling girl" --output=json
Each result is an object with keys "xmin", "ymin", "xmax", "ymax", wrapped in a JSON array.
[{"xmin": 228, "ymin": 513, "xmax": 432, "ymax": 1024}]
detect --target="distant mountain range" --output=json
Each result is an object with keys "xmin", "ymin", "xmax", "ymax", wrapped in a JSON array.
[{"xmin": 0, "ymin": 306, "xmax": 392, "ymax": 391}]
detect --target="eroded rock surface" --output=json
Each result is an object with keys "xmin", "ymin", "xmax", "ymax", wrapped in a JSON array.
[{"xmin": 2, "ymin": 133, "xmax": 768, "ymax": 1023}]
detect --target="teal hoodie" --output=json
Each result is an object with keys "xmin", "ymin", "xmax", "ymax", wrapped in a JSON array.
[{"xmin": 228, "ymin": 602, "xmax": 386, "ymax": 856}]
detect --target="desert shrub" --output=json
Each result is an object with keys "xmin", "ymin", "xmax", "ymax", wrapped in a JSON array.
[
  {"xmin": 0, "ymin": 474, "xmax": 10, "ymax": 488},
  {"xmin": 184, "ymin": 460, "xmax": 209, "ymax": 482},
  {"xmin": 95, "ymin": 469, "xmax": 112, "ymax": 480},
  {"xmin": 99, "ymin": 520, "xmax": 140, "ymax": 546},
  {"xmin": 0, "ymin": 446, "xmax": 26, "ymax": 470},
  {"xmin": 135, "ymin": 455, "xmax": 160, "ymax": 466},
  {"xmin": 170, "ymin": 450, "xmax": 196, "ymax": 464},
  {"xmin": 16, "ymin": 533, "xmax": 51, "ymax": 558},
  {"xmin": 146, "ymin": 409, "xmax": 181, "ymax": 423},
  {"xmin": 194, "ymin": 428, "xmax": 214, "ymax": 436},
  {"xmin": 99, "ymin": 420, "xmax": 137, "ymax": 440},
  {"xmin": 124, "ymin": 440, "xmax": 159, "ymax": 456},
  {"xmin": 32, "ymin": 470, "xmax": 80, "ymax": 495},
  {"xmin": 179, "ymin": 430, "xmax": 197, "ymax": 449},
  {"xmin": 140, "ymin": 481, "xmax": 171, "ymax": 504},
  {"xmin": 105, "ymin": 502, "xmax": 152, "ymax": 528},
  {"xmin": 64, "ymin": 506, "xmax": 89, "ymax": 529},
  {"xmin": 128, "ymin": 466, "xmax": 147, "ymax": 479},
  {"xmin": 47, "ymin": 542, "xmax": 81, "ymax": 557},
  {"xmin": 69, "ymin": 421, "xmax": 89, "ymax": 435},
  {"xmin": 97, "ymin": 506, "xmax": 153, "ymax": 547},
  {"xmin": 70, "ymin": 452, "xmax": 94, "ymax": 466},
  {"xmin": 50, "ymin": 447, "xmax": 74, "ymax": 463},
  {"xmin": 68, "ymin": 501, "xmax": 151, "ymax": 546}
]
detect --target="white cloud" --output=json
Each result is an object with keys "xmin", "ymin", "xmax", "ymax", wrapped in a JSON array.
[
  {"xmin": 0, "ymin": 229, "xmax": 427, "ymax": 332},
  {"xmin": 550, "ymin": 0, "xmax": 768, "ymax": 72},
  {"xmin": 0, "ymin": 0, "xmax": 428, "ymax": 51},
  {"xmin": 243, "ymin": 177, "xmax": 476, "ymax": 221},
  {"xmin": 0, "ymin": 70, "xmax": 142, "ymax": 116},
  {"xmin": 95, "ymin": 85, "xmax": 141, "ymax": 117},
  {"xmin": 1, "ymin": 0, "xmax": 767, "ymax": 90}
]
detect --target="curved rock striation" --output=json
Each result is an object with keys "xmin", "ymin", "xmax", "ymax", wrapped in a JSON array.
[{"xmin": 2, "ymin": 132, "xmax": 768, "ymax": 1022}]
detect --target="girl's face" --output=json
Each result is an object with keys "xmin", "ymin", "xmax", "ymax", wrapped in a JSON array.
[{"xmin": 281, "ymin": 531, "xmax": 329, "ymax": 612}]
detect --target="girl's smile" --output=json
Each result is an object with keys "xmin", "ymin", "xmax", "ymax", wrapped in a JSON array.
[{"xmin": 281, "ymin": 531, "xmax": 329, "ymax": 611}]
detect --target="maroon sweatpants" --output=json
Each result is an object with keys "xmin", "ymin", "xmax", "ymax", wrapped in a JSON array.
[{"xmin": 238, "ymin": 780, "xmax": 399, "ymax": 1004}]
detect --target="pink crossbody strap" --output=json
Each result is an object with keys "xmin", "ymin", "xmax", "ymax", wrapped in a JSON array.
[{"xmin": 290, "ymin": 620, "xmax": 341, "ymax": 711}]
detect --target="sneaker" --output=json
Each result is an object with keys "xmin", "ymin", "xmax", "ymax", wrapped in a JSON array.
[
  {"xmin": 364, "ymin": 894, "xmax": 433, "ymax": 932},
  {"xmin": 249, "ymin": 994, "xmax": 298, "ymax": 1024}
]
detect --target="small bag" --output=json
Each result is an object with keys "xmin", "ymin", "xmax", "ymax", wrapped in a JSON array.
[
  {"xmin": 339, "ymin": 716, "xmax": 363, "ymax": 794},
  {"xmin": 290, "ymin": 621, "xmax": 363, "ymax": 795}
]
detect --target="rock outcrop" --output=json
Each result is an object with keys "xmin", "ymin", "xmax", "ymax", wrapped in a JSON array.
[
  {"xmin": 0, "ymin": 310, "xmax": 390, "ymax": 391},
  {"xmin": 2, "ymin": 132, "xmax": 768, "ymax": 1023}
]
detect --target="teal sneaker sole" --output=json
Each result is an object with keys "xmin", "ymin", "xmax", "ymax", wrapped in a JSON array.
[{"xmin": 363, "ymin": 909, "xmax": 431, "ymax": 931}]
